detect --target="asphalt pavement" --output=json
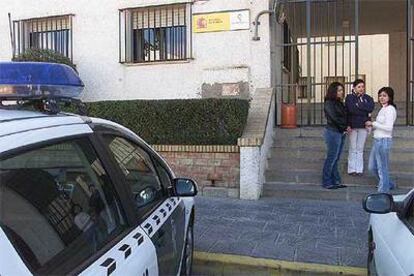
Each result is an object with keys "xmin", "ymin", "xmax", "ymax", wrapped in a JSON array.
[{"xmin": 194, "ymin": 196, "xmax": 369, "ymax": 268}]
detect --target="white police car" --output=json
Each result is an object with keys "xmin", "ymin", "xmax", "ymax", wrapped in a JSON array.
[
  {"xmin": 363, "ymin": 190, "xmax": 414, "ymax": 276},
  {"xmin": 0, "ymin": 62, "xmax": 197, "ymax": 276}
]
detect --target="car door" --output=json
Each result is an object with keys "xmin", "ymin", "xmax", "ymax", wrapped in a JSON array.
[
  {"xmin": 371, "ymin": 193, "xmax": 414, "ymax": 276},
  {"xmin": 398, "ymin": 196, "xmax": 414, "ymax": 275},
  {"xmin": 152, "ymin": 158, "xmax": 186, "ymax": 273},
  {"xmin": 79, "ymin": 227, "xmax": 157, "ymax": 276},
  {"xmin": 100, "ymin": 134, "xmax": 185, "ymax": 275},
  {"xmin": 0, "ymin": 136, "xmax": 157, "ymax": 276}
]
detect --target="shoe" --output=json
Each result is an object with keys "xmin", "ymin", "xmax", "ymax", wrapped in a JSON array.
[
  {"xmin": 335, "ymin": 184, "xmax": 348, "ymax": 188},
  {"xmin": 348, "ymin": 172, "xmax": 357, "ymax": 176},
  {"xmin": 356, "ymin": 173, "xmax": 363, "ymax": 176},
  {"xmin": 323, "ymin": 185, "xmax": 338, "ymax": 189}
]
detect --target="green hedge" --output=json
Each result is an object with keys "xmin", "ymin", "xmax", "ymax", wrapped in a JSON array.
[
  {"xmin": 11, "ymin": 51, "xmax": 248, "ymax": 144},
  {"xmin": 13, "ymin": 49, "xmax": 77, "ymax": 71},
  {"xmin": 82, "ymin": 99, "xmax": 249, "ymax": 145}
]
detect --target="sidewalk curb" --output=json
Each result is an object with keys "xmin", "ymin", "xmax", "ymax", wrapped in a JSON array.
[{"xmin": 194, "ymin": 251, "xmax": 367, "ymax": 275}]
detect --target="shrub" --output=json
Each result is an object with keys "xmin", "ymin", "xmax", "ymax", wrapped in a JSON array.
[
  {"xmin": 12, "ymin": 48, "xmax": 76, "ymax": 71},
  {"xmin": 82, "ymin": 98, "xmax": 249, "ymax": 145}
]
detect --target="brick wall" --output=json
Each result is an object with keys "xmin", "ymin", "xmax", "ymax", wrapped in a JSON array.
[{"xmin": 153, "ymin": 145, "xmax": 240, "ymax": 197}]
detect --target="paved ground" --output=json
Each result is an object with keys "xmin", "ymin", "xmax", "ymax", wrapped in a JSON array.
[
  {"xmin": 193, "ymin": 259, "xmax": 324, "ymax": 276},
  {"xmin": 194, "ymin": 196, "xmax": 369, "ymax": 268}
]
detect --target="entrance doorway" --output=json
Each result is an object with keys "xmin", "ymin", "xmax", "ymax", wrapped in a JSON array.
[{"xmin": 276, "ymin": 0, "xmax": 410, "ymax": 126}]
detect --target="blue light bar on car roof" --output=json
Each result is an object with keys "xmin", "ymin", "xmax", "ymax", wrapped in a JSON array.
[{"xmin": 0, "ymin": 62, "xmax": 84, "ymax": 99}]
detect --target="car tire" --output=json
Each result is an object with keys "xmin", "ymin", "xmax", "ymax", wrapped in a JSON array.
[{"xmin": 180, "ymin": 219, "xmax": 194, "ymax": 276}]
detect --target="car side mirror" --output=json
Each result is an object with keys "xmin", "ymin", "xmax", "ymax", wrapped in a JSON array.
[
  {"xmin": 173, "ymin": 178, "xmax": 198, "ymax": 197},
  {"xmin": 363, "ymin": 193, "xmax": 394, "ymax": 214}
]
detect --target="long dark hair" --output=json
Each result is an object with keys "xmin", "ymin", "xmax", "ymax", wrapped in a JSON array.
[
  {"xmin": 325, "ymin": 82, "xmax": 344, "ymax": 101},
  {"xmin": 378, "ymin": 87, "xmax": 396, "ymax": 108}
]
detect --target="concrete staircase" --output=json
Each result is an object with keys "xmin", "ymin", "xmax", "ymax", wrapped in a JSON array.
[{"xmin": 263, "ymin": 126, "xmax": 414, "ymax": 201}]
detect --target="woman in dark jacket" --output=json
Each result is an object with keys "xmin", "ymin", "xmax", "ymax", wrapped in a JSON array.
[
  {"xmin": 345, "ymin": 79, "xmax": 374, "ymax": 176},
  {"xmin": 322, "ymin": 82, "xmax": 348, "ymax": 189}
]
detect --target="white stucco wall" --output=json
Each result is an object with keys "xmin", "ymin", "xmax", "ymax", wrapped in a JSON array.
[
  {"xmin": 240, "ymin": 146, "xmax": 261, "ymax": 199},
  {"xmin": 239, "ymin": 88, "xmax": 275, "ymax": 200},
  {"xmin": 239, "ymin": 104, "xmax": 275, "ymax": 200},
  {"xmin": 259, "ymin": 91, "xmax": 275, "ymax": 186},
  {"xmin": 0, "ymin": 0, "xmax": 273, "ymax": 101}
]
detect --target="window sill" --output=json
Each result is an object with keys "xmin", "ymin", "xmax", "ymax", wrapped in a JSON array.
[{"xmin": 121, "ymin": 58, "xmax": 193, "ymax": 67}]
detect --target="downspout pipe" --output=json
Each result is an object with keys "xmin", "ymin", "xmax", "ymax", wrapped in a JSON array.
[
  {"xmin": 8, "ymin": 13, "xmax": 15, "ymax": 58},
  {"xmin": 252, "ymin": 10, "xmax": 274, "ymax": 41}
]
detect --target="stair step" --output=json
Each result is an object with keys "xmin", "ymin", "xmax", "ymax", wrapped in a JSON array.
[
  {"xmin": 272, "ymin": 136, "xmax": 414, "ymax": 149},
  {"xmin": 267, "ymin": 158, "xmax": 414, "ymax": 173},
  {"xmin": 262, "ymin": 183, "xmax": 411, "ymax": 202},
  {"xmin": 265, "ymin": 170, "xmax": 414, "ymax": 188},
  {"xmin": 268, "ymin": 147, "xmax": 414, "ymax": 162},
  {"xmin": 274, "ymin": 126, "xmax": 414, "ymax": 138}
]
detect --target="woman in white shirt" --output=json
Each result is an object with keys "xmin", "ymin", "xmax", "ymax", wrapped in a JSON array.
[{"xmin": 365, "ymin": 87, "xmax": 397, "ymax": 193}]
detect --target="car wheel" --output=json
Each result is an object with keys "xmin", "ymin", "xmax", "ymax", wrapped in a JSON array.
[{"xmin": 181, "ymin": 220, "xmax": 194, "ymax": 276}]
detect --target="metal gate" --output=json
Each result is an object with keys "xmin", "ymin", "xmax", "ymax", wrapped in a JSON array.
[
  {"xmin": 276, "ymin": 0, "xmax": 359, "ymax": 126},
  {"xmin": 408, "ymin": 0, "xmax": 414, "ymax": 125}
]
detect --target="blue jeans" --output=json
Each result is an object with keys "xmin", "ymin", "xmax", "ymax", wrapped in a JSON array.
[
  {"xmin": 322, "ymin": 128, "xmax": 345, "ymax": 187},
  {"xmin": 368, "ymin": 138, "xmax": 394, "ymax": 193}
]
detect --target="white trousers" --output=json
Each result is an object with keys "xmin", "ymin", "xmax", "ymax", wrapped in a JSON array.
[{"xmin": 348, "ymin": 128, "xmax": 368, "ymax": 174}]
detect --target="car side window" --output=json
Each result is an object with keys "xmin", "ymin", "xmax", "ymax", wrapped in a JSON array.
[
  {"xmin": 0, "ymin": 138, "xmax": 127, "ymax": 275},
  {"xmin": 103, "ymin": 136, "xmax": 165, "ymax": 210},
  {"xmin": 154, "ymin": 159, "xmax": 173, "ymax": 190}
]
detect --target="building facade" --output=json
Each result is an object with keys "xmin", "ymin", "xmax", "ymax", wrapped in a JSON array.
[
  {"xmin": 0, "ymin": 0, "xmax": 280, "ymax": 102},
  {"xmin": 1, "ymin": 0, "xmax": 412, "ymax": 125}
]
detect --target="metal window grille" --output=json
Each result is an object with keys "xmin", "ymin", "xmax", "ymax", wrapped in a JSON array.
[
  {"xmin": 119, "ymin": 4, "xmax": 191, "ymax": 63},
  {"xmin": 408, "ymin": 0, "xmax": 414, "ymax": 125},
  {"xmin": 12, "ymin": 15, "xmax": 73, "ymax": 61},
  {"xmin": 283, "ymin": 21, "xmax": 292, "ymax": 71},
  {"xmin": 275, "ymin": 0, "xmax": 358, "ymax": 126},
  {"xmin": 298, "ymin": 77, "xmax": 315, "ymax": 99}
]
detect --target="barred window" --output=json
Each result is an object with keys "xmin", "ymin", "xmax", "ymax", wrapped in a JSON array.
[
  {"xmin": 119, "ymin": 4, "xmax": 191, "ymax": 63},
  {"xmin": 13, "ymin": 15, "xmax": 73, "ymax": 60}
]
